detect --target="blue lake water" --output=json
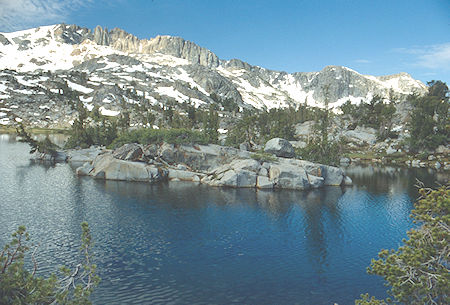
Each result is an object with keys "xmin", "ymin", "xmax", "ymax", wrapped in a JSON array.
[{"xmin": 0, "ymin": 134, "xmax": 445, "ymax": 304}]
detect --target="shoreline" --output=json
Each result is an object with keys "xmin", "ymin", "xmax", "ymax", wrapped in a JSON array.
[
  {"xmin": 46, "ymin": 143, "xmax": 354, "ymax": 190},
  {"xmin": 0, "ymin": 127, "xmax": 69, "ymax": 134},
  {"xmin": 1, "ymin": 129, "xmax": 448, "ymax": 172}
]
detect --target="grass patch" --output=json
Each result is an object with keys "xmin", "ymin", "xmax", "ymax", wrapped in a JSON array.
[
  {"xmin": 251, "ymin": 152, "xmax": 277, "ymax": 162},
  {"xmin": 385, "ymin": 151, "xmax": 410, "ymax": 163}
]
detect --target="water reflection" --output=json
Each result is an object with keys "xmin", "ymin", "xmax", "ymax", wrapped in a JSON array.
[
  {"xmin": 0, "ymin": 135, "xmax": 442, "ymax": 305},
  {"xmin": 344, "ymin": 164, "xmax": 447, "ymax": 196},
  {"xmin": 0, "ymin": 133, "xmax": 68, "ymax": 146},
  {"xmin": 99, "ymin": 180, "xmax": 348, "ymax": 278}
]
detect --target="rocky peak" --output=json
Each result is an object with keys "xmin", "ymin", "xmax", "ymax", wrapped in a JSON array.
[
  {"xmin": 53, "ymin": 24, "xmax": 92, "ymax": 44},
  {"xmin": 143, "ymin": 35, "xmax": 219, "ymax": 67},
  {"xmin": 89, "ymin": 25, "xmax": 220, "ymax": 67},
  {"xmin": 0, "ymin": 34, "xmax": 11, "ymax": 45},
  {"xmin": 222, "ymin": 58, "xmax": 253, "ymax": 71},
  {"xmin": 93, "ymin": 25, "xmax": 110, "ymax": 46},
  {"xmin": 296, "ymin": 65, "xmax": 426, "ymax": 105},
  {"xmin": 0, "ymin": 23, "xmax": 429, "ymax": 117}
]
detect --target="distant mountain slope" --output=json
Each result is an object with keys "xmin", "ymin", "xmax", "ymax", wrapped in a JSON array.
[{"xmin": 0, "ymin": 24, "xmax": 427, "ymax": 127}]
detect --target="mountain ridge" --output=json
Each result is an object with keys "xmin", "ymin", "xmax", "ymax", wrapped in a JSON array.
[{"xmin": 0, "ymin": 23, "xmax": 428, "ymax": 128}]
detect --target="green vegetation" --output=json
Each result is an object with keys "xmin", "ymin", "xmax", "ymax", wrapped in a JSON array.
[
  {"xmin": 0, "ymin": 222, "xmax": 100, "ymax": 304},
  {"xmin": 250, "ymin": 152, "xmax": 277, "ymax": 162},
  {"xmin": 296, "ymin": 139, "xmax": 341, "ymax": 166},
  {"xmin": 256, "ymin": 107, "xmax": 298, "ymax": 142},
  {"xmin": 344, "ymin": 151, "xmax": 378, "ymax": 160},
  {"xmin": 340, "ymin": 95, "xmax": 397, "ymax": 140},
  {"xmin": 109, "ymin": 128, "xmax": 209, "ymax": 148},
  {"xmin": 408, "ymin": 80, "xmax": 449, "ymax": 151},
  {"xmin": 16, "ymin": 124, "xmax": 60, "ymax": 157},
  {"xmin": 225, "ymin": 110, "xmax": 259, "ymax": 147},
  {"xmin": 203, "ymin": 104, "xmax": 219, "ymax": 144},
  {"xmin": 64, "ymin": 99, "xmax": 223, "ymax": 149},
  {"xmin": 64, "ymin": 102, "xmax": 119, "ymax": 149},
  {"xmin": 226, "ymin": 105, "xmax": 315, "ymax": 148},
  {"xmin": 356, "ymin": 184, "xmax": 449, "ymax": 304},
  {"xmin": 297, "ymin": 86, "xmax": 342, "ymax": 166},
  {"xmin": 210, "ymin": 92, "xmax": 239, "ymax": 112}
]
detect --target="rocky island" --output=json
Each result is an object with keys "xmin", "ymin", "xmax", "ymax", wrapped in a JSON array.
[{"xmin": 67, "ymin": 138, "xmax": 352, "ymax": 190}]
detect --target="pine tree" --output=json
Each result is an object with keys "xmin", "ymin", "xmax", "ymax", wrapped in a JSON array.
[
  {"xmin": 203, "ymin": 104, "xmax": 219, "ymax": 143},
  {"xmin": 408, "ymin": 81, "xmax": 449, "ymax": 151},
  {"xmin": 0, "ymin": 223, "xmax": 100, "ymax": 304},
  {"xmin": 356, "ymin": 184, "xmax": 449, "ymax": 305}
]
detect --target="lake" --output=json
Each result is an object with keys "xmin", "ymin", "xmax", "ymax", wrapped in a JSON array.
[{"xmin": 0, "ymin": 134, "xmax": 445, "ymax": 304}]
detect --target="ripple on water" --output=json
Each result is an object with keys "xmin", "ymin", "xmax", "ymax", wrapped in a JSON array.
[{"xmin": 1, "ymin": 136, "xmax": 439, "ymax": 305}]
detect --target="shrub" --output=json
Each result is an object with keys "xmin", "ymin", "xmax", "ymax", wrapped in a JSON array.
[
  {"xmin": 109, "ymin": 128, "xmax": 209, "ymax": 148},
  {"xmin": 356, "ymin": 184, "xmax": 449, "ymax": 304},
  {"xmin": 296, "ymin": 139, "xmax": 341, "ymax": 166},
  {"xmin": 250, "ymin": 152, "xmax": 277, "ymax": 163},
  {"xmin": 16, "ymin": 124, "xmax": 59, "ymax": 157},
  {"xmin": 408, "ymin": 81, "xmax": 449, "ymax": 151},
  {"xmin": 0, "ymin": 222, "xmax": 100, "ymax": 304},
  {"xmin": 65, "ymin": 120, "xmax": 118, "ymax": 149}
]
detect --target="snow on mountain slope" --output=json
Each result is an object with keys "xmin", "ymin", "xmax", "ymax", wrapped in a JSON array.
[
  {"xmin": 0, "ymin": 26, "xmax": 120, "ymax": 72},
  {"xmin": 0, "ymin": 24, "xmax": 429, "ymax": 127}
]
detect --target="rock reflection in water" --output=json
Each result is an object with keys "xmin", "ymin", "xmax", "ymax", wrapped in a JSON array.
[
  {"xmin": 1, "ymin": 135, "xmax": 444, "ymax": 305},
  {"xmin": 344, "ymin": 164, "xmax": 447, "ymax": 196},
  {"xmin": 100, "ymin": 179, "xmax": 347, "ymax": 276}
]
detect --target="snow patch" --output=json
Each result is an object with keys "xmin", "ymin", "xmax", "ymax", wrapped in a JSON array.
[
  {"xmin": 155, "ymin": 87, "xmax": 190, "ymax": 104},
  {"xmin": 67, "ymin": 80, "xmax": 93, "ymax": 94},
  {"xmin": 15, "ymin": 88, "xmax": 34, "ymax": 94},
  {"xmin": 99, "ymin": 107, "xmax": 120, "ymax": 116},
  {"xmin": 80, "ymin": 96, "xmax": 93, "ymax": 103},
  {"xmin": 0, "ymin": 117, "xmax": 10, "ymax": 125},
  {"xmin": 173, "ymin": 68, "xmax": 209, "ymax": 95}
]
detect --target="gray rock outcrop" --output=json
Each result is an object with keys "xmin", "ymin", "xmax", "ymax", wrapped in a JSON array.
[
  {"xmin": 342, "ymin": 126, "xmax": 377, "ymax": 145},
  {"xmin": 76, "ymin": 162, "xmax": 94, "ymax": 176},
  {"xmin": 436, "ymin": 145, "xmax": 450, "ymax": 155},
  {"xmin": 295, "ymin": 121, "xmax": 316, "ymax": 140},
  {"xmin": 54, "ymin": 24, "xmax": 92, "ymax": 44},
  {"xmin": 268, "ymin": 162, "xmax": 310, "ymax": 189},
  {"xmin": 91, "ymin": 26, "xmax": 220, "ymax": 68},
  {"xmin": 89, "ymin": 153, "xmax": 167, "ymax": 182},
  {"xmin": 0, "ymin": 34, "xmax": 11, "ymax": 45},
  {"xmin": 78, "ymin": 142, "xmax": 352, "ymax": 190},
  {"xmin": 112, "ymin": 143, "xmax": 143, "ymax": 161},
  {"xmin": 67, "ymin": 147, "xmax": 103, "ymax": 163},
  {"xmin": 264, "ymin": 138, "xmax": 295, "ymax": 158}
]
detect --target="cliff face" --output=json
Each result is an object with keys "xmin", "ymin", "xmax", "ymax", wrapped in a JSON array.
[{"xmin": 92, "ymin": 26, "xmax": 219, "ymax": 67}]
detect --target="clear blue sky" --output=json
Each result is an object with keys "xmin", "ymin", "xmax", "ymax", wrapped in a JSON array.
[{"xmin": 1, "ymin": 0, "xmax": 449, "ymax": 83}]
